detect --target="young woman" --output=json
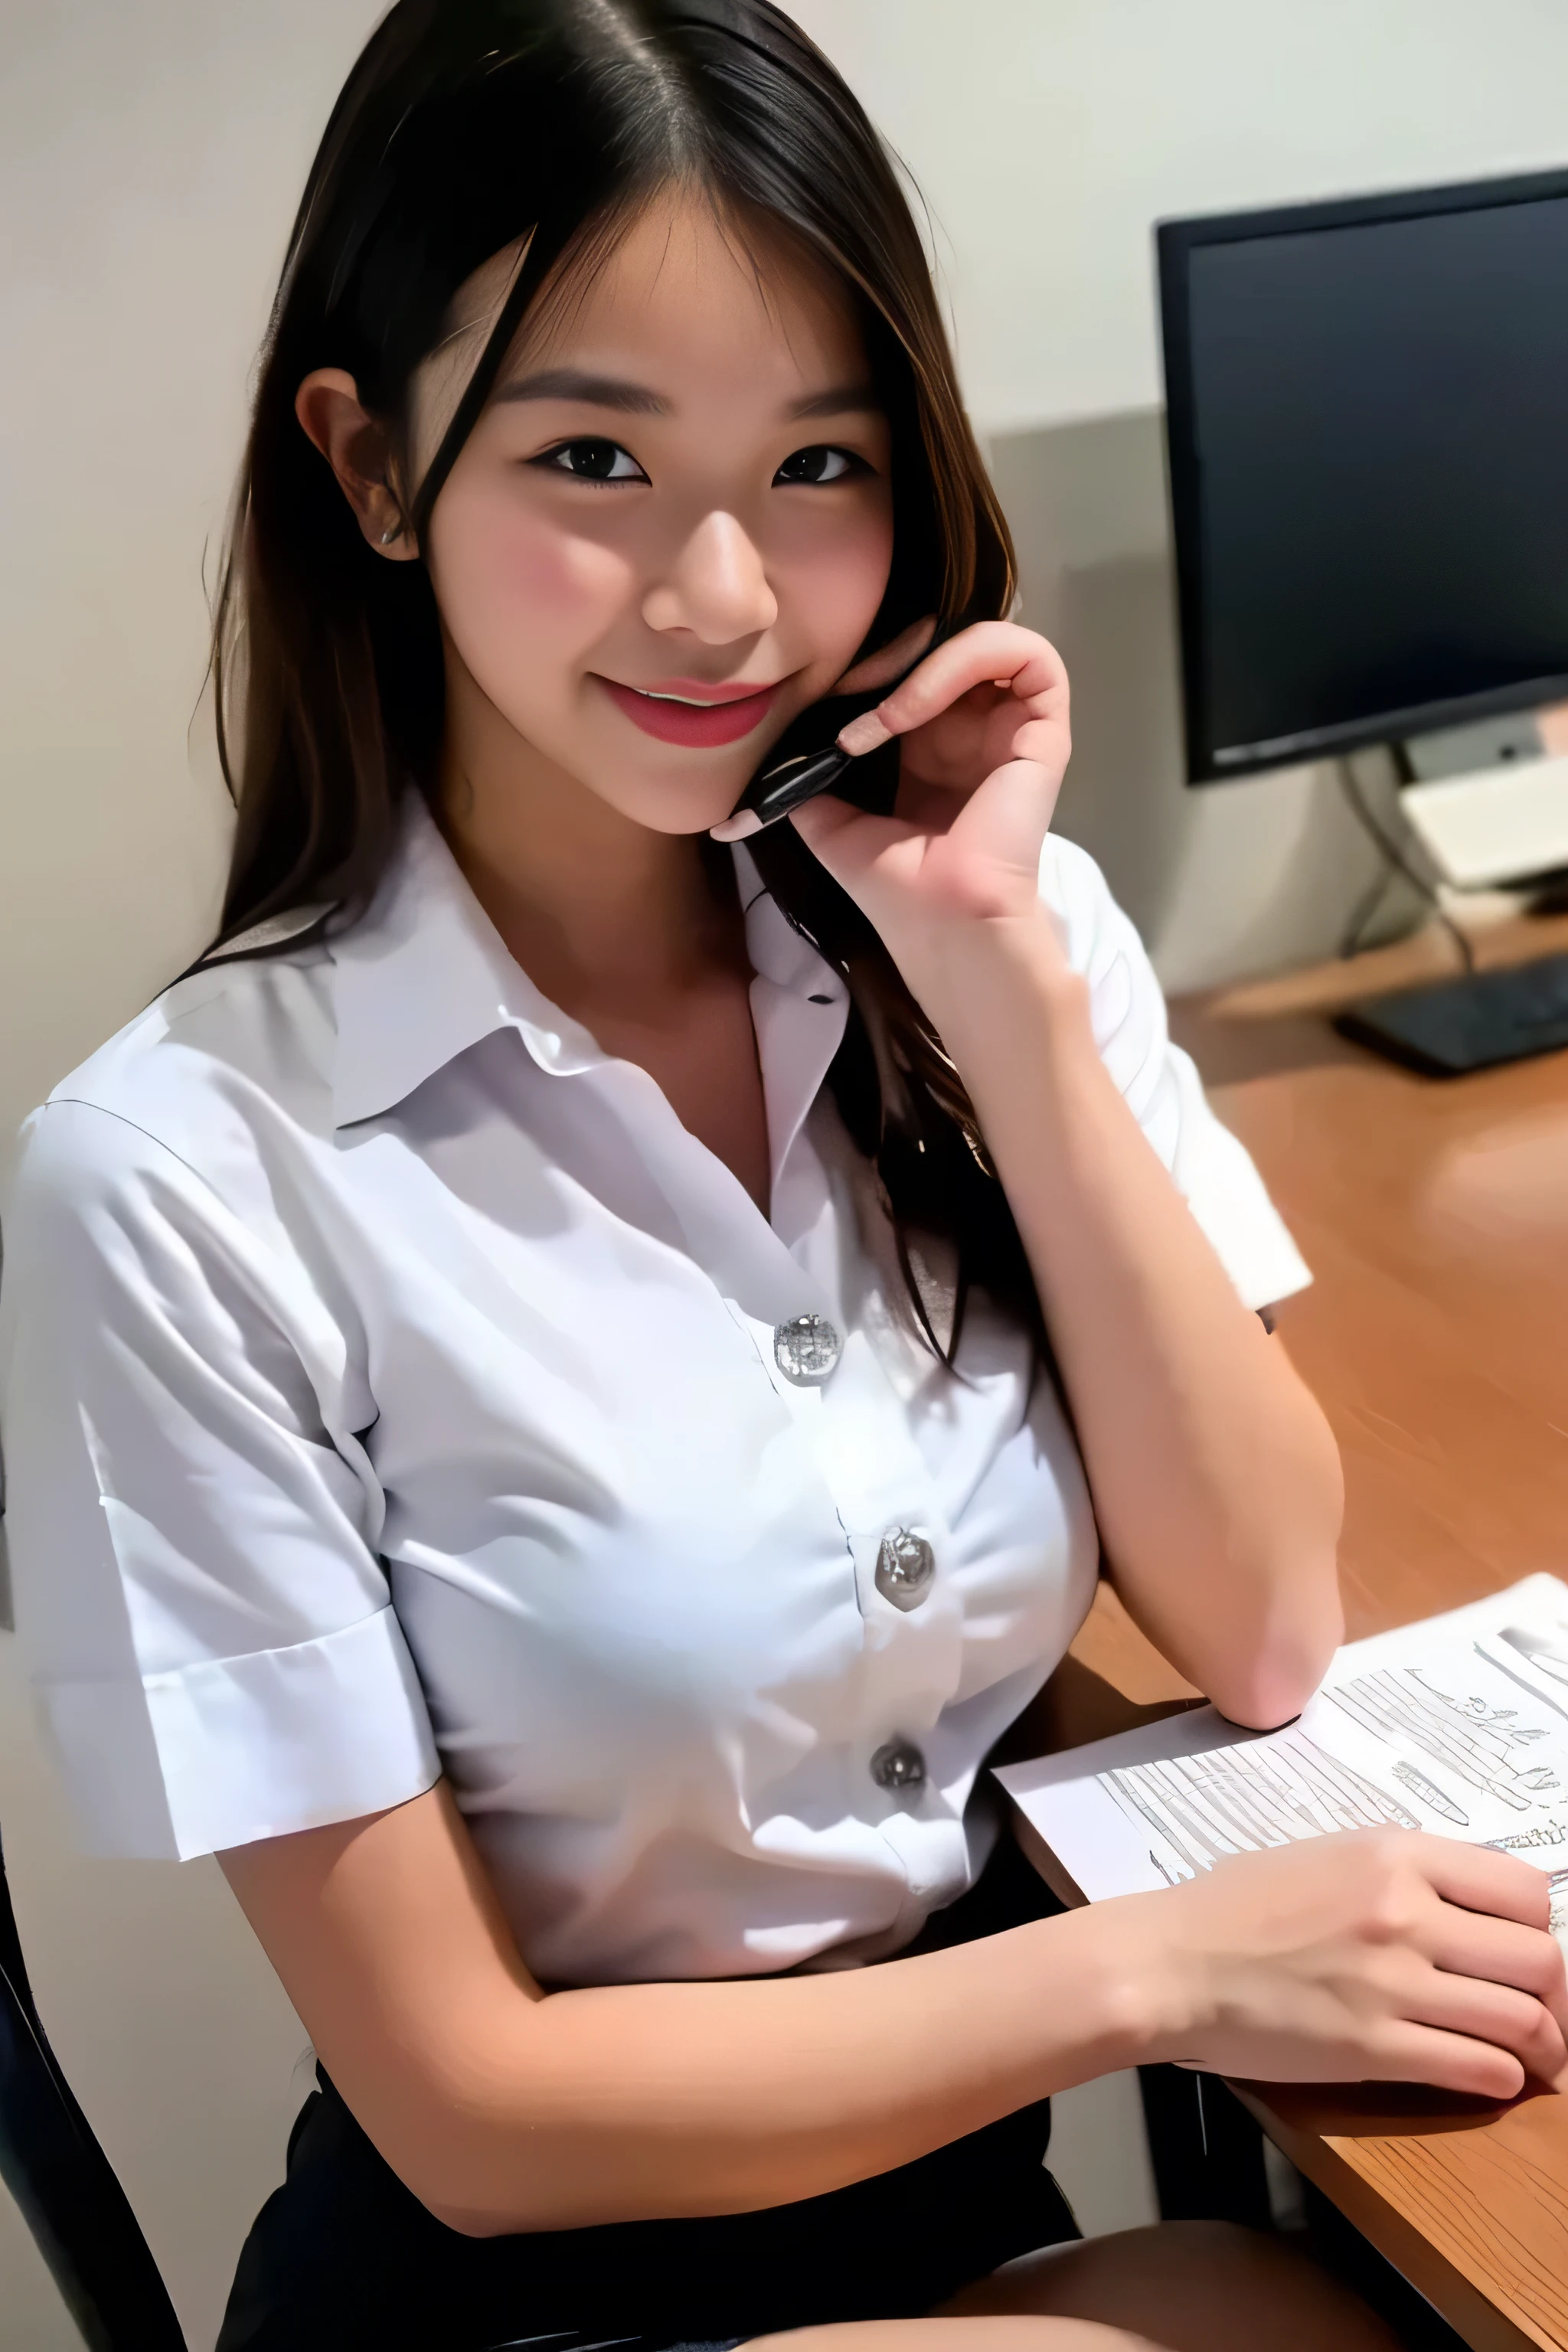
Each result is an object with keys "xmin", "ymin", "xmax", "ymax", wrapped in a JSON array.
[{"xmin": 5, "ymin": 5, "xmax": 1565, "ymax": 2350}]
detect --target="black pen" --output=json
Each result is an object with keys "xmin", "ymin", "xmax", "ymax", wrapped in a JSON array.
[
  {"xmin": 710, "ymin": 618, "xmax": 943, "ymax": 843},
  {"xmin": 710, "ymin": 742, "xmax": 858, "ymax": 841}
]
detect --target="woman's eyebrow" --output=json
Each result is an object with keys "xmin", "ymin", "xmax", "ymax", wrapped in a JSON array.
[
  {"xmin": 488, "ymin": 370, "xmax": 880, "ymax": 422},
  {"xmin": 787, "ymin": 383, "xmax": 881, "ymax": 420},
  {"xmin": 492, "ymin": 367, "xmax": 668, "ymax": 413}
]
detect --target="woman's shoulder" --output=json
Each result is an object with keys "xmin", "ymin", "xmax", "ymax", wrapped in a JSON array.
[
  {"xmin": 1037, "ymin": 830, "xmax": 1150, "ymax": 979},
  {"xmin": 14, "ymin": 924, "xmax": 337, "ymax": 1236},
  {"xmin": 1037, "ymin": 829, "xmax": 1172, "ymax": 1070},
  {"xmin": 1037, "ymin": 832, "xmax": 1311, "ymax": 1308}
]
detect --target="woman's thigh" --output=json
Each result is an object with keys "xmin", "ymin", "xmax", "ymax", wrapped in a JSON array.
[
  {"xmin": 941, "ymin": 2220, "xmax": 1402, "ymax": 2352},
  {"xmin": 745, "ymin": 2220, "xmax": 1403, "ymax": 2352},
  {"xmin": 745, "ymin": 2323, "xmax": 1160, "ymax": 2352}
]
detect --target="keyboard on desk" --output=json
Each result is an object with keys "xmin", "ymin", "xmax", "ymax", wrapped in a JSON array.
[{"xmin": 1335, "ymin": 951, "xmax": 1568, "ymax": 1074}]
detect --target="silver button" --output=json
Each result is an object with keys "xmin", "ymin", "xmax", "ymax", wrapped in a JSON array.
[
  {"xmin": 874, "ymin": 1528, "xmax": 936, "ymax": 1612},
  {"xmin": 870, "ymin": 1739, "xmax": 926, "ymax": 1792},
  {"xmin": 773, "ymin": 1314, "xmax": 841, "ymax": 1385}
]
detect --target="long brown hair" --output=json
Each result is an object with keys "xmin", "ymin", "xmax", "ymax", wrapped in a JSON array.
[{"xmin": 211, "ymin": 0, "xmax": 1046, "ymax": 1364}]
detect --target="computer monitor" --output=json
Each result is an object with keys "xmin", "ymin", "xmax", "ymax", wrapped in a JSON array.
[{"xmin": 1158, "ymin": 167, "xmax": 1568, "ymax": 785}]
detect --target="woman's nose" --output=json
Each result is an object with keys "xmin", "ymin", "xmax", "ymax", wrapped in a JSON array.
[{"xmin": 642, "ymin": 509, "xmax": 778, "ymax": 642}]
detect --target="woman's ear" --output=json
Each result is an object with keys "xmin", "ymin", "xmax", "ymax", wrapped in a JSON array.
[{"xmin": 295, "ymin": 369, "xmax": 417, "ymax": 560}]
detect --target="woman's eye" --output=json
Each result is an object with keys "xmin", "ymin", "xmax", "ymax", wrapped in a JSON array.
[
  {"xmin": 537, "ymin": 439, "xmax": 647, "ymax": 483},
  {"xmin": 774, "ymin": 445, "xmax": 862, "ymax": 486}
]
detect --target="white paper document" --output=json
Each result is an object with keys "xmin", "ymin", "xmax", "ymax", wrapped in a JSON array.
[{"xmin": 995, "ymin": 1575, "xmax": 1568, "ymax": 1932}]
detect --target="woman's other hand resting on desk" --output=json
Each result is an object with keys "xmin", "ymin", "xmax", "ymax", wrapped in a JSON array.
[{"xmin": 1131, "ymin": 1827, "xmax": 1568, "ymax": 2098}]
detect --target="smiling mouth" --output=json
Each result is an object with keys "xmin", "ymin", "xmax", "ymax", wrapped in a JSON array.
[{"xmin": 595, "ymin": 675, "xmax": 785, "ymax": 748}]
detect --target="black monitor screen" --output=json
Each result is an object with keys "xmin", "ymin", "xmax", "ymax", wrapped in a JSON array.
[{"xmin": 1160, "ymin": 174, "xmax": 1568, "ymax": 779}]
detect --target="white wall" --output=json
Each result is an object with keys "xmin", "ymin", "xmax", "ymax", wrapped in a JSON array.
[
  {"xmin": 4, "ymin": 4, "xmax": 1567, "ymax": 2341},
  {"xmin": 795, "ymin": 0, "xmax": 1568, "ymax": 434}
]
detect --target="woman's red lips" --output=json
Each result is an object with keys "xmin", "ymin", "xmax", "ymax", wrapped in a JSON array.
[{"xmin": 596, "ymin": 675, "xmax": 783, "ymax": 747}]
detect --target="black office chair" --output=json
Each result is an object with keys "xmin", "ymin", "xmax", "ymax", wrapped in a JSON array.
[{"xmin": 0, "ymin": 1824, "xmax": 186, "ymax": 2350}]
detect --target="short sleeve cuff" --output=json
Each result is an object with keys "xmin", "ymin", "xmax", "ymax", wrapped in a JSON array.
[
  {"xmin": 41, "ymin": 1606, "xmax": 441, "ymax": 1861},
  {"xmin": 1039, "ymin": 836, "xmax": 1312, "ymax": 1315},
  {"xmin": 1183, "ymin": 1164, "xmax": 1312, "ymax": 1313},
  {"xmin": 1165, "ymin": 1047, "xmax": 1312, "ymax": 1312}
]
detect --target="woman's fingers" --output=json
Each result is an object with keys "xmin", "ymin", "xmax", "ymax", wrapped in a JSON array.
[
  {"xmin": 1412, "ymin": 1836, "xmax": 1568, "ymax": 2058},
  {"xmin": 1415, "ymin": 1834, "xmax": 1554, "ymax": 1930},
  {"xmin": 1426, "ymin": 1905, "xmax": 1568, "ymax": 2030},
  {"xmin": 1366, "ymin": 2020, "xmax": 1527, "ymax": 2101},
  {"xmin": 831, "ymin": 615, "xmax": 937, "ymax": 699},
  {"xmin": 788, "ymin": 792, "xmax": 876, "ymax": 859},
  {"xmin": 1396, "ymin": 1953, "xmax": 1566, "ymax": 2078},
  {"xmin": 838, "ymin": 621, "xmax": 1068, "ymax": 754},
  {"xmin": 1344, "ymin": 1836, "xmax": 1566, "ymax": 2073}
]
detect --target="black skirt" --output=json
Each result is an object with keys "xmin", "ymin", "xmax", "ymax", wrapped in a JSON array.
[{"xmin": 217, "ymin": 1834, "xmax": 1080, "ymax": 2352}]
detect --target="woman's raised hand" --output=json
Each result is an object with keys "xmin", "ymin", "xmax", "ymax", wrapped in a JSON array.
[
  {"xmin": 791, "ymin": 620, "xmax": 1072, "ymax": 956},
  {"xmin": 1130, "ymin": 1830, "xmax": 1568, "ymax": 2099}
]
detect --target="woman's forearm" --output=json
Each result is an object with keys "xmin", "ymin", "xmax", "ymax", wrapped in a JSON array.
[
  {"xmin": 909, "ymin": 912, "xmax": 1344, "ymax": 1729},
  {"xmin": 397, "ymin": 1899, "xmax": 1151, "ymax": 2233},
  {"xmin": 226, "ymin": 1785, "xmax": 1157, "ymax": 2239}
]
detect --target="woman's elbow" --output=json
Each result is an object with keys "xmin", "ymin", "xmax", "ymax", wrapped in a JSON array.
[
  {"xmin": 1209, "ymin": 1556, "xmax": 1345, "ymax": 1730},
  {"xmin": 407, "ymin": 2138, "xmax": 555, "ymax": 2236},
  {"xmin": 367, "ymin": 2063, "xmax": 552, "ymax": 2238},
  {"xmin": 422, "ymin": 2194, "xmax": 525, "ymax": 2239}
]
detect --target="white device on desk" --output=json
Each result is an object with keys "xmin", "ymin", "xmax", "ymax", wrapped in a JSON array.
[
  {"xmin": 1402, "ymin": 760, "xmax": 1568, "ymax": 889},
  {"xmin": 1400, "ymin": 709, "xmax": 1568, "ymax": 890}
]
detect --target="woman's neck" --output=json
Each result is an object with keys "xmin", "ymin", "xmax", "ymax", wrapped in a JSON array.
[
  {"xmin": 435, "ymin": 685, "xmax": 773, "ymax": 1214},
  {"xmin": 437, "ymin": 698, "xmax": 744, "ymax": 1024}
]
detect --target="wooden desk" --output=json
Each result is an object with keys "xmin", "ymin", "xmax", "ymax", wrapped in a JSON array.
[{"xmin": 1049, "ymin": 911, "xmax": 1568, "ymax": 2352}]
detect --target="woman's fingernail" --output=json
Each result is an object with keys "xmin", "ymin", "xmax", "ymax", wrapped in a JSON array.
[
  {"xmin": 709, "ymin": 811, "xmax": 762, "ymax": 841},
  {"xmin": 838, "ymin": 711, "xmax": 892, "ymax": 757}
]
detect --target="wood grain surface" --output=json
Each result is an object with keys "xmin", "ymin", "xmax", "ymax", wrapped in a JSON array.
[{"xmin": 1049, "ymin": 911, "xmax": 1568, "ymax": 2350}]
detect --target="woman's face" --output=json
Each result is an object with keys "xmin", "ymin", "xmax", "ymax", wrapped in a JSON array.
[{"xmin": 410, "ymin": 191, "xmax": 897, "ymax": 838}]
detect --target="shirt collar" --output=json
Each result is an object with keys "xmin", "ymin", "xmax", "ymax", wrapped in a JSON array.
[
  {"xmin": 330, "ymin": 799, "xmax": 606, "ymax": 1127},
  {"xmin": 733, "ymin": 845, "xmax": 849, "ymax": 1197},
  {"xmin": 328, "ymin": 798, "xmax": 848, "ymax": 1152}
]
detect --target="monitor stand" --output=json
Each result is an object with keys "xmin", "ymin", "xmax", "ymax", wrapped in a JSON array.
[{"xmin": 1332, "ymin": 724, "xmax": 1568, "ymax": 1074}]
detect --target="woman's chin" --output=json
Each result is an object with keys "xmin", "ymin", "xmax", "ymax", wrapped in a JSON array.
[{"xmin": 586, "ymin": 767, "xmax": 752, "ymax": 839}]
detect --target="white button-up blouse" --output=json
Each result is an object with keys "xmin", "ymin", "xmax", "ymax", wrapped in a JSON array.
[{"xmin": 0, "ymin": 803, "xmax": 1308, "ymax": 1986}]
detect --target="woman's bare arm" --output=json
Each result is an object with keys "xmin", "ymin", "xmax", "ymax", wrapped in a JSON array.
[
  {"xmin": 924, "ymin": 923, "xmax": 1344, "ymax": 1731},
  {"xmin": 220, "ymin": 1781, "xmax": 1145, "ymax": 2234},
  {"xmin": 795, "ymin": 624, "xmax": 1345, "ymax": 1730},
  {"xmin": 220, "ymin": 1786, "xmax": 1566, "ymax": 2239}
]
